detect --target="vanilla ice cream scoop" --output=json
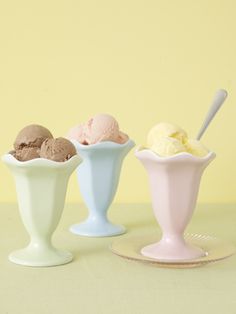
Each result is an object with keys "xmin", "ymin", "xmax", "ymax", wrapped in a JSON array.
[
  {"xmin": 146, "ymin": 122, "xmax": 209, "ymax": 157},
  {"xmin": 184, "ymin": 139, "xmax": 209, "ymax": 157},
  {"xmin": 147, "ymin": 122, "xmax": 187, "ymax": 147},
  {"xmin": 151, "ymin": 137, "xmax": 186, "ymax": 157}
]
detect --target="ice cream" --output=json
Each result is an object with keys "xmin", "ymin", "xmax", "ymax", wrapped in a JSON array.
[
  {"xmin": 13, "ymin": 147, "xmax": 40, "ymax": 161},
  {"xmin": 145, "ymin": 122, "xmax": 209, "ymax": 157},
  {"xmin": 117, "ymin": 131, "xmax": 129, "ymax": 144},
  {"xmin": 40, "ymin": 137, "xmax": 76, "ymax": 162},
  {"xmin": 184, "ymin": 139, "xmax": 209, "ymax": 157},
  {"xmin": 151, "ymin": 137, "xmax": 186, "ymax": 157},
  {"xmin": 147, "ymin": 122, "xmax": 188, "ymax": 147},
  {"xmin": 10, "ymin": 124, "xmax": 77, "ymax": 162},
  {"xmin": 67, "ymin": 125, "xmax": 84, "ymax": 144},
  {"xmin": 11, "ymin": 124, "xmax": 53, "ymax": 161},
  {"xmin": 67, "ymin": 114, "xmax": 129, "ymax": 145},
  {"xmin": 14, "ymin": 124, "xmax": 53, "ymax": 150}
]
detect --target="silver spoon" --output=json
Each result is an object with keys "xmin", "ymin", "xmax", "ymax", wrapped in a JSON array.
[{"xmin": 196, "ymin": 89, "xmax": 228, "ymax": 140}]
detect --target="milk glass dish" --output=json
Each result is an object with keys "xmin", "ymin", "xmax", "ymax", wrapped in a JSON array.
[
  {"xmin": 2, "ymin": 154, "xmax": 82, "ymax": 267},
  {"xmin": 135, "ymin": 148, "xmax": 215, "ymax": 261},
  {"xmin": 70, "ymin": 139, "xmax": 135, "ymax": 237}
]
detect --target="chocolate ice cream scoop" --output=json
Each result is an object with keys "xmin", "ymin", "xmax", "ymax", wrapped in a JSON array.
[
  {"xmin": 12, "ymin": 147, "xmax": 40, "ymax": 161},
  {"xmin": 14, "ymin": 124, "xmax": 53, "ymax": 150},
  {"xmin": 40, "ymin": 137, "xmax": 76, "ymax": 162}
]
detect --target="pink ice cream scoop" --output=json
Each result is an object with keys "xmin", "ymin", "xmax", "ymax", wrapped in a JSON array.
[
  {"xmin": 67, "ymin": 114, "xmax": 129, "ymax": 145},
  {"xmin": 67, "ymin": 125, "xmax": 86, "ymax": 144}
]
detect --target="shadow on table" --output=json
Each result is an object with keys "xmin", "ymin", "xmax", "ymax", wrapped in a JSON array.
[{"xmin": 124, "ymin": 218, "xmax": 156, "ymax": 232}]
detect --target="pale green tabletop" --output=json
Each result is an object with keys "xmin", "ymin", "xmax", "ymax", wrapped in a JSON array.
[{"xmin": 0, "ymin": 203, "xmax": 236, "ymax": 314}]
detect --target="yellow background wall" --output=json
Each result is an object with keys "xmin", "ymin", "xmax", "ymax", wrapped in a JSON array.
[{"xmin": 0, "ymin": 0, "xmax": 235, "ymax": 203}]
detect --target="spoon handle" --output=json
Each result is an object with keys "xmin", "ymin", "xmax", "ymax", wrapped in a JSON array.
[{"xmin": 196, "ymin": 89, "xmax": 228, "ymax": 140}]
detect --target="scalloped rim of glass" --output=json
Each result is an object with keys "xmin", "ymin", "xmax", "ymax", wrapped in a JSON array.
[
  {"xmin": 1, "ymin": 153, "xmax": 82, "ymax": 169},
  {"xmin": 135, "ymin": 145, "xmax": 216, "ymax": 163},
  {"xmin": 70, "ymin": 138, "xmax": 135, "ymax": 151}
]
